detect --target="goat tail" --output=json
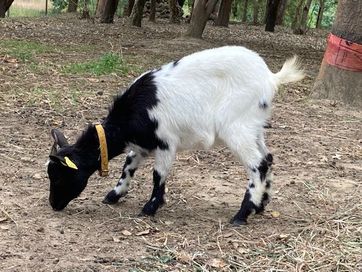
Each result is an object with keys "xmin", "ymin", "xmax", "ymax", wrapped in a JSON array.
[{"xmin": 273, "ymin": 56, "xmax": 305, "ymax": 86}]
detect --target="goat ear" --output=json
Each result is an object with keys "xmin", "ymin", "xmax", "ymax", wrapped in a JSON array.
[
  {"xmin": 51, "ymin": 129, "xmax": 69, "ymax": 148},
  {"xmin": 49, "ymin": 155, "xmax": 78, "ymax": 170}
]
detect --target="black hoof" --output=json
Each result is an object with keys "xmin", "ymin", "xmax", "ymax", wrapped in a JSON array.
[
  {"xmin": 102, "ymin": 190, "xmax": 122, "ymax": 204},
  {"xmin": 230, "ymin": 217, "xmax": 247, "ymax": 226}
]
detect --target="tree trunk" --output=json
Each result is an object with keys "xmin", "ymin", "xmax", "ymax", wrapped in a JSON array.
[
  {"xmin": 100, "ymin": 0, "xmax": 119, "ymax": 23},
  {"xmin": 96, "ymin": 0, "xmax": 107, "ymax": 16},
  {"xmin": 316, "ymin": 0, "xmax": 325, "ymax": 29},
  {"xmin": 242, "ymin": 0, "xmax": 249, "ymax": 22},
  {"xmin": 312, "ymin": 0, "xmax": 362, "ymax": 107},
  {"xmin": 130, "ymin": 0, "xmax": 147, "ymax": 27},
  {"xmin": 293, "ymin": 0, "xmax": 312, "ymax": 34},
  {"xmin": 124, "ymin": 0, "xmax": 135, "ymax": 16},
  {"xmin": 215, "ymin": 0, "xmax": 232, "ymax": 27},
  {"xmin": 0, "ymin": 0, "xmax": 14, "ymax": 17},
  {"xmin": 265, "ymin": 0, "xmax": 280, "ymax": 32},
  {"xmin": 276, "ymin": 0, "xmax": 287, "ymax": 25},
  {"xmin": 149, "ymin": 0, "xmax": 156, "ymax": 21},
  {"xmin": 67, "ymin": 0, "xmax": 78, "ymax": 12},
  {"xmin": 252, "ymin": 0, "xmax": 263, "ymax": 25},
  {"xmin": 169, "ymin": 0, "xmax": 181, "ymax": 23},
  {"xmin": 185, "ymin": 0, "xmax": 219, "ymax": 38},
  {"xmin": 291, "ymin": 0, "xmax": 304, "ymax": 29},
  {"xmin": 80, "ymin": 0, "xmax": 91, "ymax": 18}
]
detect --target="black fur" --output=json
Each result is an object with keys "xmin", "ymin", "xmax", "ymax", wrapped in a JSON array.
[{"xmin": 141, "ymin": 170, "xmax": 165, "ymax": 215}]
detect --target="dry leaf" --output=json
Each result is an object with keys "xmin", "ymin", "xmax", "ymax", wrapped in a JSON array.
[
  {"xmin": 135, "ymin": 229, "xmax": 150, "ymax": 236},
  {"xmin": 113, "ymin": 237, "xmax": 121, "ymax": 243},
  {"xmin": 121, "ymin": 230, "xmax": 132, "ymax": 236},
  {"xmin": 0, "ymin": 217, "xmax": 8, "ymax": 223},
  {"xmin": 176, "ymin": 251, "xmax": 192, "ymax": 263},
  {"xmin": 0, "ymin": 226, "xmax": 9, "ymax": 230},
  {"xmin": 208, "ymin": 258, "xmax": 227, "ymax": 268},
  {"xmin": 271, "ymin": 211, "xmax": 280, "ymax": 218},
  {"xmin": 223, "ymin": 231, "xmax": 233, "ymax": 238}
]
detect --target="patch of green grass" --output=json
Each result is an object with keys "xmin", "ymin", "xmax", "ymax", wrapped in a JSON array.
[
  {"xmin": 26, "ymin": 87, "xmax": 81, "ymax": 112},
  {"xmin": 0, "ymin": 40, "xmax": 53, "ymax": 62},
  {"xmin": 62, "ymin": 52, "xmax": 130, "ymax": 76},
  {"xmin": 8, "ymin": 7, "xmax": 44, "ymax": 17}
]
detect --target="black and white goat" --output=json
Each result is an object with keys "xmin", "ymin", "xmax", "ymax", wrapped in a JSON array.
[{"xmin": 47, "ymin": 46, "xmax": 304, "ymax": 225}]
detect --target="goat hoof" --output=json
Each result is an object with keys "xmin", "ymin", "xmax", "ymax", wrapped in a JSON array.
[
  {"xmin": 102, "ymin": 190, "xmax": 121, "ymax": 204},
  {"xmin": 230, "ymin": 217, "xmax": 247, "ymax": 226}
]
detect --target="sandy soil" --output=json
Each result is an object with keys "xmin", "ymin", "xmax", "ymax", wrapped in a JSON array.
[{"xmin": 0, "ymin": 14, "xmax": 361, "ymax": 271}]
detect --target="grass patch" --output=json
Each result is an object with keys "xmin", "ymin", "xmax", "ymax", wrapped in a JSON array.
[
  {"xmin": 0, "ymin": 40, "xmax": 53, "ymax": 62},
  {"xmin": 62, "ymin": 52, "xmax": 130, "ymax": 76}
]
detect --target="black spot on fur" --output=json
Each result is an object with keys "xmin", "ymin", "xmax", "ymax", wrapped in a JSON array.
[
  {"xmin": 173, "ymin": 59, "xmax": 180, "ymax": 66},
  {"xmin": 266, "ymin": 180, "xmax": 271, "ymax": 189},
  {"xmin": 259, "ymin": 101, "xmax": 268, "ymax": 109},
  {"xmin": 266, "ymin": 153, "xmax": 273, "ymax": 166},
  {"xmin": 125, "ymin": 156, "xmax": 133, "ymax": 165},
  {"xmin": 120, "ymin": 171, "xmax": 127, "ymax": 179},
  {"xmin": 129, "ymin": 168, "xmax": 136, "ymax": 177},
  {"xmin": 249, "ymin": 183, "xmax": 255, "ymax": 188},
  {"xmin": 258, "ymin": 159, "xmax": 269, "ymax": 181}
]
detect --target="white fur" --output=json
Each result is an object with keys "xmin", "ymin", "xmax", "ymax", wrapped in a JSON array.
[{"xmin": 148, "ymin": 46, "xmax": 303, "ymax": 166}]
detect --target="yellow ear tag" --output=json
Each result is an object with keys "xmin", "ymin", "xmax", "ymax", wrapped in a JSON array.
[{"xmin": 63, "ymin": 156, "xmax": 78, "ymax": 170}]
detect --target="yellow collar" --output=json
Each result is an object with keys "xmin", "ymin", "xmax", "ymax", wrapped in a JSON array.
[{"xmin": 95, "ymin": 124, "xmax": 109, "ymax": 177}]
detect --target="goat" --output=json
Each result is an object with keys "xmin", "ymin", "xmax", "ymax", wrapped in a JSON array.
[{"xmin": 47, "ymin": 46, "xmax": 304, "ymax": 225}]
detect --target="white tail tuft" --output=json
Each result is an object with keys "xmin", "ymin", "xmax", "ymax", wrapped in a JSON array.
[{"xmin": 273, "ymin": 56, "xmax": 305, "ymax": 86}]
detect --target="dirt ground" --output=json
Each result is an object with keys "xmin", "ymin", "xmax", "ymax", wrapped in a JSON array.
[{"xmin": 0, "ymin": 15, "xmax": 361, "ymax": 271}]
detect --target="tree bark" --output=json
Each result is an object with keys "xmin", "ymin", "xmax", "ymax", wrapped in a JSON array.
[
  {"xmin": 149, "ymin": 0, "xmax": 156, "ymax": 21},
  {"xmin": 0, "ymin": 0, "xmax": 14, "ymax": 18},
  {"xmin": 185, "ymin": 0, "xmax": 219, "ymax": 38},
  {"xmin": 130, "ymin": 0, "xmax": 147, "ymax": 27},
  {"xmin": 124, "ymin": 0, "xmax": 135, "ymax": 16},
  {"xmin": 96, "ymin": 0, "xmax": 107, "ymax": 17},
  {"xmin": 312, "ymin": 0, "xmax": 362, "ymax": 107},
  {"xmin": 316, "ymin": 0, "xmax": 325, "ymax": 29},
  {"xmin": 100, "ymin": 0, "xmax": 119, "ymax": 23},
  {"xmin": 169, "ymin": 0, "xmax": 181, "ymax": 23},
  {"xmin": 265, "ymin": 0, "xmax": 280, "ymax": 32},
  {"xmin": 276, "ymin": 0, "xmax": 287, "ymax": 25},
  {"xmin": 215, "ymin": 0, "xmax": 232, "ymax": 27},
  {"xmin": 67, "ymin": 0, "xmax": 78, "ymax": 12},
  {"xmin": 293, "ymin": 0, "xmax": 312, "ymax": 34},
  {"xmin": 242, "ymin": 0, "xmax": 249, "ymax": 22}
]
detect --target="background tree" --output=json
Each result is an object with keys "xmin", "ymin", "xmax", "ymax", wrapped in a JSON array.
[
  {"xmin": 215, "ymin": 0, "xmax": 233, "ymax": 27},
  {"xmin": 242, "ymin": 0, "xmax": 249, "ymax": 22},
  {"xmin": 313, "ymin": 0, "xmax": 362, "ymax": 106},
  {"xmin": 276, "ymin": 0, "xmax": 288, "ymax": 25},
  {"xmin": 130, "ymin": 0, "xmax": 147, "ymax": 26},
  {"xmin": 185, "ymin": 0, "xmax": 219, "ymax": 38},
  {"xmin": 99, "ymin": 0, "xmax": 119, "ymax": 23},
  {"xmin": 124, "ymin": 0, "xmax": 135, "ymax": 16},
  {"xmin": 265, "ymin": 0, "xmax": 280, "ymax": 32},
  {"xmin": 149, "ymin": 0, "xmax": 156, "ymax": 21},
  {"xmin": 0, "ymin": 0, "xmax": 14, "ymax": 17},
  {"xmin": 169, "ymin": 0, "xmax": 181, "ymax": 23},
  {"xmin": 293, "ymin": 0, "xmax": 312, "ymax": 34},
  {"xmin": 68, "ymin": 0, "xmax": 79, "ymax": 12},
  {"xmin": 316, "ymin": 0, "xmax": 325, "ymax": 28},
  {"xmin": 252, "ymin": 0, "xmax": 264, "ymax": 25}
]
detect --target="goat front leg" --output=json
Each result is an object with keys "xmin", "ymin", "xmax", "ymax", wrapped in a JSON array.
[
  {"xmin": 103, "ymin": 150, "xmax": 145, "ymax": 204},
  {"xmin": 141, "ymin": 147, "xmax": 175, "ymax": 216}
]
